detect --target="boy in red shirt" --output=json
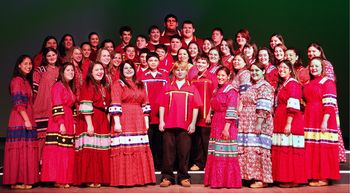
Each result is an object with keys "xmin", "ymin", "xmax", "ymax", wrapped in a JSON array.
[
  {"xmin": 158, "ymin": 61, "xmax": 202, "ymax": 187},
  {"xmin": 155, "ymin": 44, "xmax": 173, "ymax": 74}
]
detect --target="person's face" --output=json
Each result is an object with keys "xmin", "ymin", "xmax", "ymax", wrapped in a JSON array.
[
  {"xmin": 46, "ymin": 39, "xmax": 57, "ymax": 50},
  {"xmin": 202, "ymin": 40, "xmax": 212, "ymax": 53},
  {"xmin": 250, "ymin": 64, "xmax": 264, "ymax": 82},
  {"xmin": 243, "ymin": 46, "xmax": 254, "ymax": 58},
  {"xmin": 63, "ymin": 65, "xmax": 75, "ymax": 82},
  {"xmin": 100, "ymin": 50, "xmax": 111, "ymax": 65},
  {"xmin": 18, "ymin": 57, "xmax": 33, "ymax": 75},
  {"xmin": 307, "ymin": 46, "xmax": 321, "ymax": 60},
  {"xmin": 211, "ymin": 30, "xmax": 223, "ymax": 44},
  {"xmin": 125, "ymin": 47, "xmax": 136, "ymax": 60},
  {"xmin": 258, "ymin": 50, "xmax": 269, "ymax": 65},
  {"xmin": 136, "ymin": 37, "xmax": 147, "ymax": 49},
  {"xmin": 92, "ymin": 63, "xmax": 104, "ymax": 81},
  {"xmin": 89, "ymin": 34, "xmax": 99, "ymax": 48},
  {"xmin": 236, "ymin": 33, "xmax": 247, "ymax": 47},
  {"xmin": 216, "ymin": 70, "xmax": 229, "ymax": 85},
  {"xmin": 148, "ymin": 57, "xmax": 159, "ymax": 71},
  {"xmin": 46, "ymin": 51, "xmax": 58, "ymax": 65},
  {"xmin": 196, "ymin": 59, "xmax": 209, "ymax": 73},
  {"xmin": 104, "ymin": 42, "xmax": 114, "ymax": 53},
  {"xmin": 64, "ymin": 36, "xmax": 73, "ymax": 49},
  {"xmin": 178, "ymin": 49, "xmax": 189, "ymax": 62},
  {"xmin": 208, "ymin": 49, "xmax": 220, "ymax": 64},
  {"xmin": 220, "ymin": 40, "xmax": 230, "ymax": 56},
  {"xmin": 139, "ymin": 53, "xmax": 148, "ymax": 67},
  {"xmin": 81, "ymin": 44, "xmax": 92, "ymax": 58},
  {"xmin": 174, "ymin": 67, "xmax": 187, "ymax": 80},
  {"xmin": 233, "ymin": 55, "xmax": 246, "ymax": 70},
  {"xmin": 269, "ymin": 36, "xmax": 282, "ymax": 49},
  {"xmin": 188, "ymin": 44, "xmax": 199, "ymax": 58},
  {"xmin": 170, "ymin": 38, "xmax": 182, "ymax": 53},
  {"xmin": 285, "ymin": 50, "xmax": 298, "ymax": 65},
  {"xmin": 278, "ymin": 62, "xmax": 291, "ymax": 79},
  {"xmin": 112, "ymin": 53, "xmax": 122, "ymax": 67},
  {"xmin": 123, "ymin": 63, "xmax": 135, "ymax": 79},
  {"xmin": 274, "ymin": 46, "xmax": 285, "ymax": 61},
  {"xmin": 156, "ymin": 49, "xmax": 166, "ymax": 60},
  {"xmin": 165, "ymin": 17, "xmax": 178, "ymax": 31},
  {"xmin": 72, "ymin": 48, "xmax": 82, "ymax": 63},
  {"xmin": 182, "ymin": 23, "xmax": 195, "ymax": 38},
  {"xmin": 309, "ymin": 59, "xmax": 323, "ymax": 77},
  {"xmin": 121, "ymin": 31, "xmax": 132, "ymax": 44},
  {"xmin": 149, "ymin": 28, "xmax": 160, "ymax": 42}
]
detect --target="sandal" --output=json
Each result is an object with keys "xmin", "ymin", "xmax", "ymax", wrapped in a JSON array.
[{"xmin": 250, "ymin": 181, "xmax": 267, "ymax": 188}]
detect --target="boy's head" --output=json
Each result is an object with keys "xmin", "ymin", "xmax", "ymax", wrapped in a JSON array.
[
  {"xmin": 146, "ymin": 52, "xmax": 160, "ymax": 71},
  {"xmin": 196, "ymin": 54, "xmax": 210, "ymax": 73},
  {"xmin": 139, "ymin": 48, "xmax": 150, "ymax": 67},
  {"xmin": 155, "ymin": 44, "xmax": 167, "ymax": 60}
]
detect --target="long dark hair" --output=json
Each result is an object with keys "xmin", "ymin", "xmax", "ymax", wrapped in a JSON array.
[
  {"xmin": 57, "ymin": 62, "xmax": 76, "ymax": 93},
  {"xmin": 40, "ymin": 47, "xmax": 59, "ymax": 67},
  {"xmin": 307, "ymin": 42, "xmax": 327, "ymax": 60},
  {"xmin": 58, "ymin": 34, "xmax": 76, "ymax": 57},
  {"xmin": 10, "ymin": 55, "xmax": 33, "ymax": 93},
  {"xmin": 250, "ymin": 62, "xmax": 266, "ymax": 83},
  {"xmin": 40, "ymin": 36, "xmax": 58, "ymax": 53},
  {"xmin": 85, "ymin": 62, "xmax": 110, "ymax": 93},
  {"xmin": 118, "ymin": 60, "xmax": 144, "ymax": 89}
]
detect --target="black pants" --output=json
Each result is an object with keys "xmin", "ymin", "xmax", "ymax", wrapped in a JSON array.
[
  {"xmin": 161, "ymin": 128, "xmax": 191, "ymax": 183},
  {"xmin": 190, "ymin": 126, "xmax": 211, "ymax": 169},
  {"xmin": 148, "ymin": 124, "xmax": 163, "ymax": 170}
]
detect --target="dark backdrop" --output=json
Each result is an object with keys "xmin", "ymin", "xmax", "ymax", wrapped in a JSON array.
[{"xmin": 0, "ymin": 0, "xmax": 348, "ymax": 147}]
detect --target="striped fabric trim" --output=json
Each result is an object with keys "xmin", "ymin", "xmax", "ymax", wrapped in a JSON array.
[
  {"xmin": 287, "ymin": 98, "xmax": 300, "ymax": 110},
  {"xmin": 272, "ymin": 133, "xmax": 304, "ymax": 148},
  {"xmin": 6, "ymin": 126, "xmax": 38, "ymax": 142},
  {"xmin": 52, "ymin": 105, "xmax": 64, "ymax": 116},
  {"xmin": 75, "ymin": 132, "xmax": 110, "ymax": 151},
  {"xmin": 72, "ymin": 107, "xmax": 78, "ymax": 117},
  {"xmin": 35, "ymin": 117, "xmax": 48, "ymax": 132},
  {"xmin": 33, "ymin": 83, "xmax": 39, "ymax": 93},
  {"xmin": 319, "ymin": 77, "xmax": 328, "ymax": 84},
  {"xmin": 142, "ymin": 104, "xmax": 151, "ymax": 114},
  {"xmin": 45, "ymin": 133, "xmax": 74, "ymax": 147},
  {"xmin": 238, "ymin": 133, "xmax": 272, "ymax": 149},
  {"xmin": 109, "ymin": 104, "xmax": 122, "ymax": 115},
  {"xmin": 11, "ymin": 93, "xmax": 29, "ymax": 105},
  {"xmin": 142, "ymin": 79, "xmax": 167, "ymax": 84},
  {"xmin": 322, "ymin": 94, "xmax": 337, "ymax": 107},
  {"xmin": 79, "ymin": 100, "xmax": 93, "ymax": 114},
  {"xmin": 225, "ymin": 107, "xmax": 238, "ymax": 119},
  {"xmin": 208, "ymin": 138, "xmax": 238, "ymax": 157},
  {"xmin": 223, "ymin": 84, "xmax": 234, "ymax": 93},
  {"xmin": 239, "ymin": 84, "xmax": 251, "ymax": 93},
  {"xmin": 256, "ymin": 98, "xmax": 273, "ymax": 111},
  {"xmin": 111, "ymin": 133, "xmax": 149, "ymax": 147},
  {"xmin": 304, "ymin": 128, "xmax": 338, "ymax": 145}
]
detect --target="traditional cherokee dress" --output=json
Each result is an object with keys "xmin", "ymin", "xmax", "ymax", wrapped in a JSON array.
[
  {"xmin": 264, "ymin": 63, "xmax": 278, "ymax": 90},
  {"xmin": 303, "ymin": 76, "xmax": 340, "ymax": 180},
  {"xmin": 3, "ymin": 77, "xmax": 39, "ymax": 185},
  {"xmin": 40, "ymin": 82, "xmax": 76, "ymax": 184},
  {"xmin": 232, "ymin": 69, "xmax": 251, "ymax": 96},
  {"xmin": 272, "ymin": 77, "xmax": 307, "ymax": 184},
  {"xmin": 109, "ymin": 80, "xmax": 156, "ymax": 186},
  {"xmin": 33, "ymin": 65, "xmax": 59, "ymax": 160},
  {"xmin": 238, "ymin": 79, "xmax": 274, "ymax": 183},
  {"xmin": 294, "ymin": 66, "xmax": 310, "ymax": 86},
  {"xmin": 75, "ymin": 83, "xmax": 111, "ymax": 185},
  {"xmin": 204, "ymin": 83, "xmax": 242, "ymax": 188}
]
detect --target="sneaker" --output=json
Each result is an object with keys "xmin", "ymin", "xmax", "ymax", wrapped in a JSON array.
[
  {"xmin": 160, "ymin": 178, "xmax": 172, "ymax": 187},
  {"xmin": 190, "ymin": 164, "xmax": 200, "ymax": 171},
  {"xmin": 180, "ymin": 179, "xmax": 191, "ymax": 187}
]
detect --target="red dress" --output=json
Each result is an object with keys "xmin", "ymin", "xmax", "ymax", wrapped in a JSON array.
[
  {"xmin": 265, "ymin": 63, "xmax": 278, "ymax": 89},
  {"xmin": 204, "ymin": 83, "xmax": 242, "ymax": 188},
  {"xmin": 41, "ymin": 82, "xmax": 76, "ymax": 184},
  {"xmin": 109, "ymin": 80, "xmax": 156, "ymax": 186},
  {"xmin": 272, "ymin": 78, "xmax": 307, "ymax": 183},
  {"xmin": 303, "ymin": 76, "xmax": 340, "ymax": 180},
  {"xmin": 3, "ymin": 77, "xmax": 39, "ymax": 185},
  {"xmin": 32, "ymin": 65, "xmax": 59, "ymax": 159},
  {"xmin": 75, "ymin": 83, "xmax": 111, "ymax": 185}
]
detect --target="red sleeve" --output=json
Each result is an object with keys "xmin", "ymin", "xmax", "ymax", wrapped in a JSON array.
[
  {"xmin": 51, "ymin": 83, "xmax": 65, "ymax": 124},
  {"xmin": 286, "ymin": 80, "xmax": 302, "ymax": 117},
  {"xmin": 142, "ymin": 88, "xmax": 151, "ymax": 116},
  {"xmin": 79, "ymin": 83, "xmax": 94, "ymax": 114},
  {"xmin": 192, "ymin": 86, "xmax": 203, "ymax": 108},
  {"xmin": 156, "ymin": 85, "xmax": 168, "ymax": 107},
  {"xmin": 270, "ymin": 68, "xmax": 279, "ymax": 89},
  {"xmin": 109, "ymin": 81, "xmax": 122, "ymax": 116},
  {"xmin": 225, "ymin": 88, "xmax": 238, "ymax": 121},
  {"xmin": 10, "ymin": 77, "xmax": 28, "ymax": 112},
  {"xmin": 322, "ymin": 79, "xmax": 337, "ymax": 115},
  {"xmin": 32, "ymin": 67, "xmax": 42, "ymax": 99}
]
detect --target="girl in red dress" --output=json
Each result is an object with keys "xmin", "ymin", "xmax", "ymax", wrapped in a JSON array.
[
  {"xmin": 109, "ymin": 60, "xmax": 156, "ymax": 186},
  {"xmin": 204, "ymin": 66, "xmax": 242, "ymax": 188},
  {"xmin": 33, "ymin": 36, "xmax": 58, "ymax": 68},
  {"xmin": 257, "ymin": 47, "xmax": 278, "ymax": 89},
  {"xmin": 3, "ymin": 55, "xmax": 39, "ymax": 189},
  {"xmin": 41, "ymin": 62, "xmax": 76, "ymax": 188},
  {"xmin": 304, "ymin": 57, "xmax": 340, "ymax": 186},
  {"xmin": 272, "ymin": 60, "xmax": 307, "ymax": 187},
  {"xmin": 75, "ymin": 62, "xmax": 111, "ymax": 188},
  {"xmin": 285, "ymin": 48, "xmax": 310, "ymax": 86},
  {"xmin": 234, "ymin": 29, "xmax": 250, "ymax": 55},
  {"xmin": 58, "ymin": 34, "xmax": 75, "ymax": 62},
  {"xmin": 219, "ymin": 39, "xmax": 234, "ymax": 72}
]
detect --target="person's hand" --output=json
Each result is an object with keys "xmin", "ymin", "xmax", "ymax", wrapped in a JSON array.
[
  {"xmin": 59, "ymin": 124, "xmax": 66, "ymax": 135},
  {"xmin": 24, "ymin": 120, "xmax": 32, "ymax": 130},
  {"xmin": 320, "ymin": 120, "xmax": 327, "ymax": 133},
  {"xmin": 87, "ymin": 124, "xmax": 94, "ymax": 136},
  {"xmin": 255, "ymin": 123, "xmax": 262, "ymax": 135},
  {"xmin": 205, "ymin": 114, "xmax": 212, "ymax": 125},
  {"xmin": 159, "ymin": 121, "xmax": 165, "ymax": 132},
  {"xmin": 188, "ymin": 123, "xmax": 196, "ymax": 134},
  {"xmin": 114, "ymin": 123, "xmax": 122, "ymax": 133},
  {"xmin": 284, "ymin": 123, "xmax": 291, "ymax": 135},
  {"xmin": 221, "ymin": 129, "xmax": 230, "ymax": 140}
]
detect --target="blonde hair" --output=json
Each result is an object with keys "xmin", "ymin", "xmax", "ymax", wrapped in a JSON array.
[{"xmin": 171, "ymin": 61, "xmax": 190, "ymax": 73}]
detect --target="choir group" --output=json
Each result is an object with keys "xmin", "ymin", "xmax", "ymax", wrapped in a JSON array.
[{"xmin": 3, "ymin": 14, "xmax": 346, "ymax": 189}]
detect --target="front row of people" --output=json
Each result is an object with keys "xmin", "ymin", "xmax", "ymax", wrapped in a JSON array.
[{"xmin": 3, "ymin": 54, "xmax": 340, "ymax": 189}]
